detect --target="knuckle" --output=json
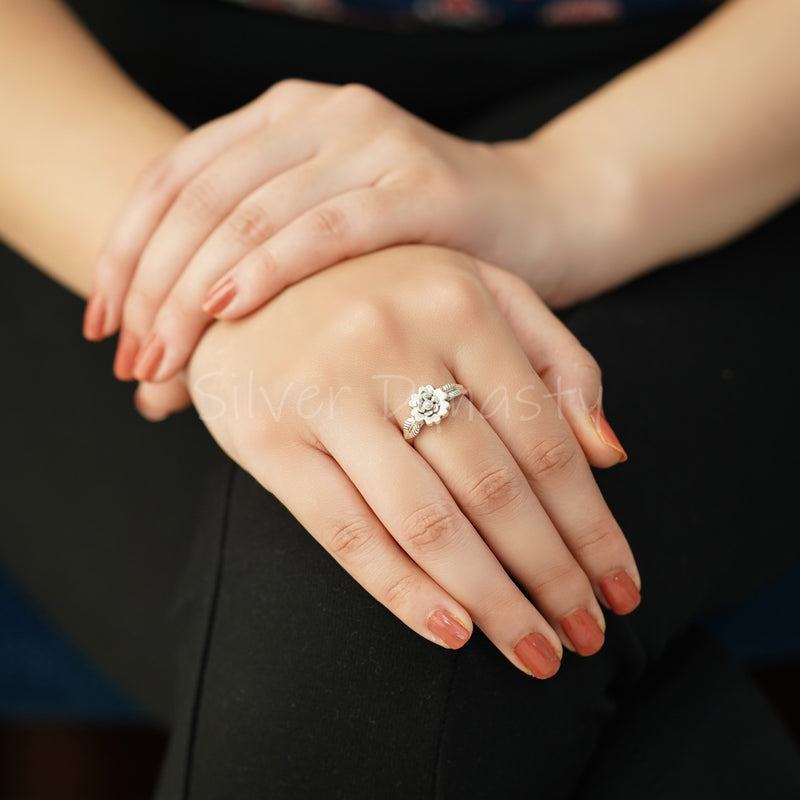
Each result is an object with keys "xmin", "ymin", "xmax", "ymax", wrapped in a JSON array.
[
  {"xmin": 571, "ymin": 521, "xmax": 619, "ymax": 560},
  {"xmin": 227, "ymin": 202, "xmax": 274, "ymax": 244},
  {"xmin": 336, "ymin": 82, "xmax": 381, "ymax": 110},
  {"xmin": 248, "ymin": 243, "xmax": 280, "ymax": 278},
  {"xmin": 176, "ymin": 178, "xmax": 222, "ymax": 222},
  {"xmin": 158, "ymin": 292, "xmax": 199, "ymax": 332},
  {"xmin": 478, "ymin": 588, "xmax": 526, "ymax": 627},
  {"xmin": 265, "ymin": 78, "xmax": 308, "ymax": 104},
  {"xmin": 309, "ymin": 204, "xmax": 349, "ymax": 245},
  {"xmin": 382, "ymin": 573, "xmax": 420, "ymax": 614},
  {"xmin": 525, "ymin": 434, "xmax": 577, "ymax": 481},
  {"xmin": 123, "ymin": 284, "xmax": 157, "ymax": 327},
  {"xmin": 326, "ymin": 517, "xmax": 376, "ymax": 560},
  {"xmin": 528, "ymin": 559, "xmax": 584, "ymax": 597},
  {"xmin": 423, "ymin": 270, "xmax": 487, "ymax": 323},
  {"xmin": 401, "ymin": 501, "xmax": 462, "ymax": 555},
  {"xmin": 465, "ymin": 465, "xmax": 526, "ymax": 518},
  {"xmin": 273, "ymin": 77, "xmax": 308, "ymax": 93},
  {"xmin": 324, "ymin": 294, "xmax": 397, "ymax": 353},
  {"xmin": 137, "ymin": 154, "xmax": 174, "ymax": 196}
]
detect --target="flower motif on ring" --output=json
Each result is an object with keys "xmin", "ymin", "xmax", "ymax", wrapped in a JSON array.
[{"xmin": 409, "ymin": 385, "xmax": 450, "ymax": 426}]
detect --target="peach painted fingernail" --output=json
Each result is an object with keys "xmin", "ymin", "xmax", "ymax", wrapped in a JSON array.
[
  {"xmin": 113, "ymin": 329, "xmax": 140, "ymax": 381},
  {"xmin": 427, "ymin": 610, "xmax": 470, "ymax": 649},
  {"xmin": 514, "ymin": 632, "xmax": 561, "ymax": 679},
  {"xmin": 133, "ymin": 333, "xmax": 165, "ymax": 382},
  {"xmin": 561, "ymin": 608, "xmax": 605, "ymax": 656},
  {"xmin": 83, "ymin": 291, "xmax": 107, "ymax": 341},
  {"xmin": 589, "ymin": 407, "xmax": 627, "ymax": 462},
  {"xmin": 600, "ymin": 570, "xmax": 641, "ymax": 615},
  {"xmin": 202, "ymin": 278, "xmax": 237, "ymax": 317}
]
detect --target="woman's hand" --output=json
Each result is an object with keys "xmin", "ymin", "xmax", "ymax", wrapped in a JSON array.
[
  {"xmin": 84, "ymin": 79, "xmax": 583, "ymax": 383},
  {"xmin": 162, "ymin": 245, "xmax": 638, "ymax": 677}
]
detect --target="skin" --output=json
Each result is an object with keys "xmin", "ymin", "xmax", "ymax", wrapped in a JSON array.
[
  {"xmin": 0, "ymin": 0, "xmax": 632, "ymax": 672},
  {"xmin": 75, "ymin": 0, "xmax": 800, "ymax": 385},
  {"xmin": 186, "ymin": 245, "xmax": 640, "ymax": 672},
  {"xmin": 4, "ymin": 0, "xmax": 799, "ymax": 666}
]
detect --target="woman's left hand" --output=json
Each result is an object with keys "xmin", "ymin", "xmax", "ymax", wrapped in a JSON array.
[{"xmin": 84, "ymin": 80, "xmax": 569, "ymax": 383}]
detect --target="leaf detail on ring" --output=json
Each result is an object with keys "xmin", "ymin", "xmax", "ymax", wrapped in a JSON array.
[
  {"xmin": 442, "ymin": 383, "xmax": 465, "ymax": 400},
  {"xmin": 404, "ymin": 418, "xmax": 423, "ymax": 440}
]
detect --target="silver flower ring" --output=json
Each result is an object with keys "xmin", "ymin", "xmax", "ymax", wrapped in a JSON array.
[{"xmin": 403, "ymin": 383, "xmax": 467, "ymax": 442}]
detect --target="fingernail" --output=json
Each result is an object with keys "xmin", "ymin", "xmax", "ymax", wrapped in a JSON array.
[
  {"xmin": 561, "ymin": 608, "xmax": 605, "ymax": 656},
  {"xmin": 133, "ymin": 332, "xmax": 165, "ymax": 382},
  {"xmin": 600, "ymin": 570, "xmax": 641, "ymax": 615},
  {"xmin": 113, "ymin": 329, "xmax": 140, "ymax": 381},
  {"xmin": 589, "ymin": 407, "xmax": 628, "ymax": 462},
  {"xmin": 134, "ymin": 392, "xmax": 169, "ymax": 422},
  {"xmin": 202, "ymin": 277, "xmax": 237, "ymax": 317},
  {"xmin": 427, "ymin": 609, "xmax": 471, "ymax": 649},
  {"xmin": 514, "ymin": 632, "xmax": 561, "ymax": 679},
  {"xmin": 82, "ymin": 291, "xmax": 107, "ymax": 341}
]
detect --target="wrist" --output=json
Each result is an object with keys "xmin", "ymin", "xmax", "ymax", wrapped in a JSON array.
[{"xmin": 500, "ymin": 129, "xmax": 643, "ymax": 308}]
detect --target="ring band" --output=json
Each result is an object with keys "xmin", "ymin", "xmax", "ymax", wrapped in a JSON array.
[{"xmin": 403, "ymin": 383, "xmax": 467, "ymax": 441}]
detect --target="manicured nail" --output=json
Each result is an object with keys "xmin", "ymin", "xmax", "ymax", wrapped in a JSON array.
[
  {"xmin": 514, "ymin": 632, "xmax": 561, "ymax": 679},
  {"xmin": 427, "ymin": 609, "xmax": 470, "ymax": 649},
  {"xmin": 133, "ymin": 332, "xmax": 165, "ymax": 382},
  {"xmin": 82, "ymin": 291, "xmax": 107, "ymax": 341},
  {"xmin": 202, "ymin": 277, "xmax": 237, "ymax": 317},
  {"xmin": 589, "ymin": 407, "xmax": 627, "ymax": 462},
  {"xmin": 561, "ymin": 608, "xmax": 605, "ymax": 656},
  {"xmin": 600, "ymin": 570, "xmax": 641, "ymax": 615},
  {"xmin": 113, "ymin": 329, "xmax": 140, "ymax": 381}
]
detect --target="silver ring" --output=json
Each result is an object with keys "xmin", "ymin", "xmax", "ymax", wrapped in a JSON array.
[{"xmin": 403, "ymin": 383, "xmax": 467, "ymax": 441}]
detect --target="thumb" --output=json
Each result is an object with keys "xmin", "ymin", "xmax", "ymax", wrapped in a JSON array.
[{"xmin": 476, "ymin": 261, "xmax": 627, "ymax": 468}]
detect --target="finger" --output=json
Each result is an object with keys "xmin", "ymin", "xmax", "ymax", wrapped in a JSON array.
[
  {"xmin": 203, "ymin": 185, "xmax": 430, "ymax": 320},
  {"xmin": 133, "ymin": 375, "xmax": 191, "ymax": 422},
  {"xmin": 88, "ymin": 80, "xmax": 333, "ymax": 344},
  {"xmin": 444, "ymin": 307, "xmax": 641, "ymax": 616},
  {"xmin": 407, "ymin": 394, "xmax": 606, "ymax": 657},
  {"xmin": 315, "ymin": 394, "xmax": 564, "ymax": 679},
  {"xmin": 87, "ymin": 96, "xmax": 276, "ymax": 343},
  {"xmin": 114, "ymin": 133, "xmax": 320, "ymax": 382},
  {"xmin": 131, "ymin": 154, "xmax": 383, "ymax": 382},
  {"xmin": 254, "ymin": 443, "xmax": 474, "ymax": 650},
  {"xmin": 477, "ymin": 261, "xmax": 628, "ymax": 467}
]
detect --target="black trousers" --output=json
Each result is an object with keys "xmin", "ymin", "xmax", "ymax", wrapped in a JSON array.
[{"xmin": 2, "ymin": 1, "xmax": 800, "ymax": 797}]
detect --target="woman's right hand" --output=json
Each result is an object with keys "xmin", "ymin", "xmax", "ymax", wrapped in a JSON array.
[{"xmin": 175, "ymin": 245, "xmax": 639, "ymax": 678}]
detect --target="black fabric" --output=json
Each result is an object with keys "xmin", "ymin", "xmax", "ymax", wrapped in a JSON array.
[
  {"xmin": 2, "ymin": 1, "xmax": 800, "ymax": 797},
  {"xmin": 63, "ymin": 0, "xmax": 711, "ymax": 131}
]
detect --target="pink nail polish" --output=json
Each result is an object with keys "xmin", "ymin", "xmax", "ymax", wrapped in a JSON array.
[
  {"xmin": 514, "ymin": 632, "xmax": 561, "ymax": 679},
  {"xmin": 600, "ymin": 570, "xmax": 641, "ymax": 615},
  {"xmin": 561, "ymin": 608, "xmax": 605, "ymax": 656},
  {"xmin": 82, "ymin": 291, "xmax": 107, "ymax": 341},
  {"xmin": 113, "ymin": 329, "xmax": 140, "ymax": 381},
  {"xmin": 203, "ymin": 278, "xmax": 237, "ymax": 317},
  {"xmin": 589, "ymin": 407, "xmax": 628, "ymax": 462},
  {"xmin": 133, "ymin": 333, "xmax": 165, "ymax": 382},
  {"xmin": 427, "ymin": 610, "xmax": 470, "ymax": 649}
]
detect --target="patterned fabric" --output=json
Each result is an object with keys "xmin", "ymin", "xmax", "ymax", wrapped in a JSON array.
[{"xmin": 222, "ymin": 0, "xmax": 723, "ymax": 30}]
